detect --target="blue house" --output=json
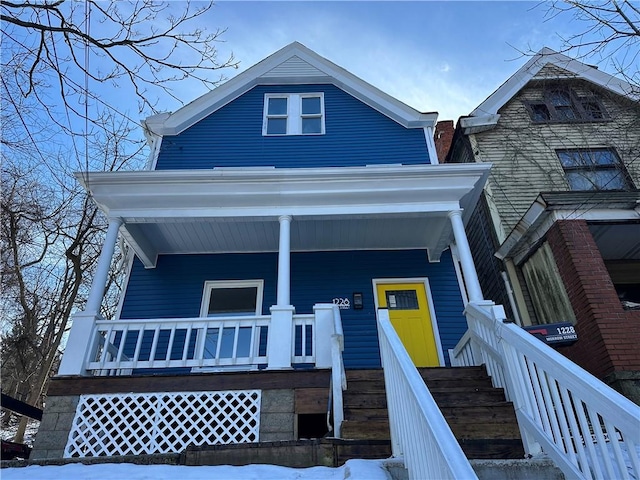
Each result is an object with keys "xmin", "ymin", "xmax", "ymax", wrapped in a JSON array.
[{"xmin": 33, "ymin": 43, "xmax": 638, "ymax": 480}]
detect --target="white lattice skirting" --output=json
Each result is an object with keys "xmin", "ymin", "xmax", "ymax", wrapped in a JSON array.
[{"xmin": 64, "ymin": 390, "xmax": 261, "ymax": 457}]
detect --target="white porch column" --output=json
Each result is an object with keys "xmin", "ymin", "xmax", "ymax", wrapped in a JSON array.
[
  {"xmin": 58, "ymin": 217, "xmax": 122, "ymax": 376},
  {"xmin": 268, "ymin": 215, "xmax": 294, "ymax": 369},
  {"xmin": 448, "ymin": 209, "xmax": 483, "ymax": 302},
  {"xmin": 85, "ymin": 217, "xmax": 123, "ymax": 314},
  {"xmin": 276, "ymin": 215, "xmax": 292, "ymax": 306}
]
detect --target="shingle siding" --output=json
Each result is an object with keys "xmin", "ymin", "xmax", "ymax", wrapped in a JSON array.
[
  {"xmin": 155, "ymin": 84, "xmax": 430, "ymax": 170},
  {"xmin": 121, "ymin": 249, "xmax": 467, "ymax": 369},
  {"xmin": 471, "ymin": 79, "xmax": 640, "ymax": 234},
  {"xmin": 464, "ymin": 195, "xmax": 514, "ymax": 320}
]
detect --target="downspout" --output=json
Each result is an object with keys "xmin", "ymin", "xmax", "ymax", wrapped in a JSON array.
[{"xmin": 501, "ymin": 271, "xmax": 522, "ymax": 326}]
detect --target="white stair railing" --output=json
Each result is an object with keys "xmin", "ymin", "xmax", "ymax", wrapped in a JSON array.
[
  {"xmin": 377, "ymin": 309, "xmax": 478, "ymax": 480},
  {"xmin": 330, "ymin": 305, "xmax": 346, "ymax": 437},
  {"xmin": 451, "ymin": 301, "xmax": 640, "ymax": 480}
]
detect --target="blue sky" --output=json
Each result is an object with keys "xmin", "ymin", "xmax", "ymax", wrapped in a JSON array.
[{"xmin": 156, "ymin": 1, "xmax": 620, "ymax": 122}]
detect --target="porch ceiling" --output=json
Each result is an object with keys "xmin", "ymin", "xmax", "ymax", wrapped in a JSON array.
[{"xmin": 77, "ymin": 164, "xmax": 491, "ymax": 267}]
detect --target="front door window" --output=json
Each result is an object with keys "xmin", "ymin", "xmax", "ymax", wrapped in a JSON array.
[{"xmin": 376, "ymin": 281, "xmax": 440, "ymax": 367}]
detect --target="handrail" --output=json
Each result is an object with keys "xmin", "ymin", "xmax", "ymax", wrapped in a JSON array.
[
  {"xmin": 453, "ymin": 301, "xmax": 640, "ymax": 480},
  {"xmin": 377, "ymin": 308, "xmax": 478, "ymax": 480},
  {"xmin": 330, "ymin": 305, "xmax": 346, "ymax": 437}
]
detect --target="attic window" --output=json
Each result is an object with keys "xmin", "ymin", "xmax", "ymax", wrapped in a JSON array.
[
  {"xmin": 263, "ymin": 93, "xmax": 325, "ymax": 136},
  {"xmin": 525, "ymin": 86, "xmax": 607, "ymax": 123}
]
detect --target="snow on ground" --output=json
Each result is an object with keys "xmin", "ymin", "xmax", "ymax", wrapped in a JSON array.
[
  {"xmin": 1, "ymin": 418, "xmax": 40, "ymax": 446},
  {"xmin": 1, "ymin": 459, "xmax": 392, "ymax": 480}
]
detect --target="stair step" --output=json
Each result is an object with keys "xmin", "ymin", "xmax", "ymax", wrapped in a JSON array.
[
  {"xmin": 446, "ymin": 421, "xmax": 522, "ymax": 440},
  {"xmin": 341, "ymin": 419, "xmax": 390, "ymax": 440},
  {"xmin": 424, "ymin": 378, "xmax": 494, "ymax": 389},
  {"xmin": 344, "ymin": 393, "xmax": 387, "ymax": 409},
  {"xmin": 439, "ymin": 404, "xmax": 518, "ymax": 422},
  {"xmin": 430, "ymin": 389, "xmax": 507, "ymax": 405},
  {"xmin": 343, "ymin": 407, "xmax": 389, "ymax": 421},
  {"xmin": 334, "ymin": 440, "xmax": 391, "ymax": 464},
  {"xmin": 340, "ymin": 366, "xmax": 525, "ymax": 461},
  {"xmin": 345, "ymin": 369, "xmax": 384, "ymax": 382},
  {"xmin": 342, "ymin": 380, "xmax": 387, "ymax": 393},
  {"xmin": 459, "ymin": 439, "xmax": 526, "ymax": 460},
  {"xmin": 419, "ymin": 366, "xmax": 490, "ymax": 380}
]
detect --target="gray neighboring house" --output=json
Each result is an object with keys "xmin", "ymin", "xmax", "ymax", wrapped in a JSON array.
[{"xmin": 446, "ymin": 47, "xmax": 640, "ymax": 403}]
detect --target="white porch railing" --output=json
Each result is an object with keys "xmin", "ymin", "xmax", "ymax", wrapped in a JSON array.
[
  {"xmin": 451, "ymin": 301, "xmax": 640, "ymax": 480},
  {"xmin": 377, "ymin": 309, "xmax": 479, "ymax": 480},
  {"xmin": 292, "ymin": 314, "xmax": 315, "ymax": 364},
  {"xmin": 88, "ymin": 315, "xmax": 271, "ymax": 375}
]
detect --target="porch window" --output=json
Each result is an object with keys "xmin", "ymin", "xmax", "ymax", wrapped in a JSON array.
[
  {"xmin": 200, "ymin": 280, "xmax": 264, "ymax": 317},
  {"xmin": 199, "ymin": 280, "xmax": 264, "ymax": 361},
  {"xmin": 263, "ymin": 93, "xmax": 325, "ymax": 136},
  {"xmin": 557, "ymin": 148, "xmax": 632, "ymax": 191}
]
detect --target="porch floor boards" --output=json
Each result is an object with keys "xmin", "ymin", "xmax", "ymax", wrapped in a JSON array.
[{"xmin": 340, "ymin": 366, "xmax": 526, "ymax": 460}]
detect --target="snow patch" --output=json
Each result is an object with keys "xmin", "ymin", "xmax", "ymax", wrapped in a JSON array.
[{"xmin": 1, "ymin": 459, "xmax": 392, "ymax": 480}]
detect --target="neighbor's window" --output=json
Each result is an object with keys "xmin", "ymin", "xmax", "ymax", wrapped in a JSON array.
[
  {"xmin": 525, "ymin": 86, "xmax": 607, "ymax": 123},
  {"xmin": 557, "ymin": 148, "xmax": 632, "ymax": 191},
  {"xmin": 522, "ymin": 242, "xmax": 576, "ymax": 325},
  {"xmin": 263, "ymin": 93, "xmax": 325, "ymax": 136}
]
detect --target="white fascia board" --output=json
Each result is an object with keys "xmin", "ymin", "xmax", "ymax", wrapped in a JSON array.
[
  {"xmin": 146, "ymin": 42, "xmax": 435, "ymax": 136},
  {"xmin": 75, "ymin": 164, "xmax": 490, "ymax": 220},
  {"xmin": 107, "ymin": 202, "xmax": 465, "ymax": 221},
  {"xmin": 470, "ymin": 47, "xmax": 637, "ymax": 118},
  {"xmin": 495, "ymin": 196, "xmax": 550, "ymax": 262},
  {"xmin": 460, "ymin": 114, "xmax": 501, "ymax": 134}
]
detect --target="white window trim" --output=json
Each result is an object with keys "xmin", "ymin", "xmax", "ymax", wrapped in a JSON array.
[
  {"xmin": 199, "ymin": 279, "xmax": 265, "ymax": 317},
  {"xmin": 263, "ymin": 93, "xmax": 325, "ymax": 136}
]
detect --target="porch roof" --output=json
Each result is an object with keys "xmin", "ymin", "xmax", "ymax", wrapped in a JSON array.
[
  {"xmin": 77, "ymin": 163, "xmax": 491, "ymax": 268},
  {"xmin": 496, "ymin": 191, "xmax": 640, "ymax": 264}
]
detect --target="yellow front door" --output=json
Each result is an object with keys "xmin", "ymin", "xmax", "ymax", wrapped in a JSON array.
[{"xmin": 376, "ymin": 282, "xmax": 440, "ymax": 367}]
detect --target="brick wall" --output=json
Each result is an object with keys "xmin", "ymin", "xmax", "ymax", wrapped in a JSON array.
[
  {"xmin": 434, "ymin": 120, "xmax": 455, "ymax": 163},
  {"xmin": 546, "ymin": 220, "xmax": 640, "ymax": 380}
]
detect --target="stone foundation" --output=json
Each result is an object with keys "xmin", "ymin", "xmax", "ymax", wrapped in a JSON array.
[{"xmin": 30, "ymin": 395, "xmax": 79, "ymax": 460}]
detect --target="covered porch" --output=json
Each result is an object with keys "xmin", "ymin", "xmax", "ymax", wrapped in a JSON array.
[{"xmin": 59, "ymin": 163, "xmax": 491, "ymax": 377}]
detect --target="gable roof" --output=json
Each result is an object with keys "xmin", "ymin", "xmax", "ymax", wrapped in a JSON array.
[
  {"xmin": 143, "ymin": 42, "xmax": 437, "ymax": 138},
  {"xmin": 460, "ymin": 47, "xmax": 637, "ymax": 134}
]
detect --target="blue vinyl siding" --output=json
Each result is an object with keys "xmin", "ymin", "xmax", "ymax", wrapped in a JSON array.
[
  {"xmin": 121, "ymin": 249, "xmax": 465, "ymax": 369},
  {"xmin": 155, "ymin": 84, "xmax": 429, "ymax": 170}
]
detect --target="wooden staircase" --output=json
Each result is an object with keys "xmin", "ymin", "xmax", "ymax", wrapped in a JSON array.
[{"xmin": 340, "ymin": 366, "xmax": 525, "ymax": 460}]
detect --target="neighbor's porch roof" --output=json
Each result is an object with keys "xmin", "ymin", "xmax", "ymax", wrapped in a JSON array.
[
  {"xmin": 496, "ymin": 191, "xmax": 640, "ymax": 265},
  {"xmin": 77, "ymin": 164, "xmax": 491, "ymax": 268}
]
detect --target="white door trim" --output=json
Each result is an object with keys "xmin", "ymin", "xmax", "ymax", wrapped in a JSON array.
[{"xmin": 372, "ymin": 277, "xmax": 445, "ymax": 366}]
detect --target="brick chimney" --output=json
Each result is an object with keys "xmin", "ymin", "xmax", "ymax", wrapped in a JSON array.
[{"xmin": 434, "ymin": 120, "xmax": 454, "ymax": 163}]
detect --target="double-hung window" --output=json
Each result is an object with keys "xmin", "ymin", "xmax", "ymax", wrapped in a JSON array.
[
  {"xmin": 263, "ymin": 93, "xmax": 325, "ymax": 136},
  {"xmin": 557, "ymin": 148, "xmax": 632, "ymax": 191}
]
